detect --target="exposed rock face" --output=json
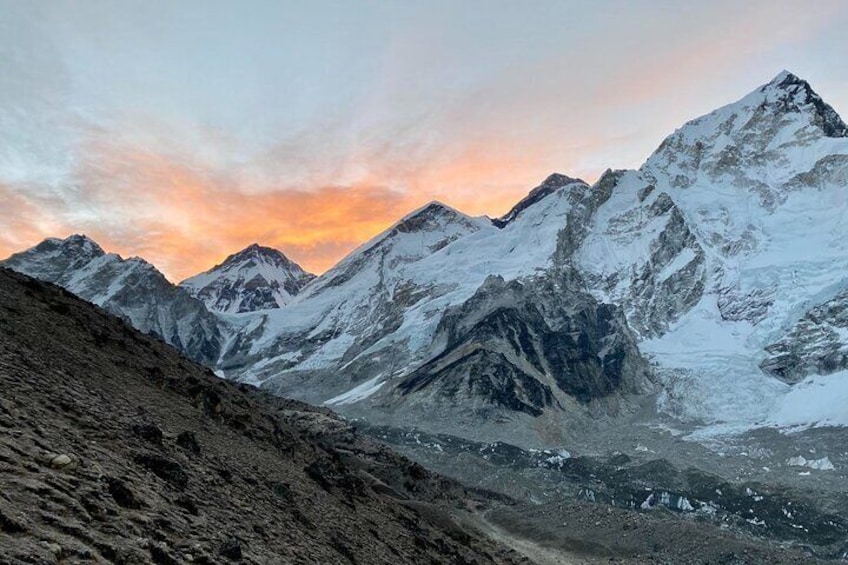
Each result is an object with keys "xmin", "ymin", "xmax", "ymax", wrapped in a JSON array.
[
  {"xmin": 1, "ymin": 235, "xmax": 223, "ymax": 365},
  {"xmin": 0, "ymin": 268, "xmax": 525, "ymax": 565},
  {"xmin": 492, "ymin": 173, "xmax": 585, "ymax": 228},
  {"xmin": 761, "ymin": 286, "xmax": 848, "ymax": 383},
  {"xmin": 220, "ymin": 180, "xmax": 655, "ymax": 445},
  {"xmin": 575, "ymin": 173, "xmax": 707, "ymax": 338},
  {"xmin": 397, "ymin": 274, "xmax": 649, "ymax": 418},
  {"xmin": 180, "ymin": 243, "xmax": 315, "ymax": 314}
]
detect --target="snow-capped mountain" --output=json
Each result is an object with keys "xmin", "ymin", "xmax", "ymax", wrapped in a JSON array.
[
  {"xmin": 5, "ymin": 70, "xmax": 848, "ymax": 445},
  {"xmin": 1, "ymin": 235, "xmax": 224, "ymax": 365},
  {"xmin": 180, "ymin": 243, "xmax": 315, "ymax": 314},
  {"xmin": 575, "ymin": 71, "xmax": 848, "ymax": 430},
  {"xmin": 221, "ymin": 70, "xmax": 848, "ymax": 440},
  {"xmin": 214, "ymin": 175, "xmax": 653, "ymax": 444}
]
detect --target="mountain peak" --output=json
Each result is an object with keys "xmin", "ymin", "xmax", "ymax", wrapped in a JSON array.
[
  {"xmin": 52, "ymin": 234, "xmax": 105, "ymax": 257},
  {"xmin": 767, "ymin": 69, "xmax": 802, "ymax": 88},
  {"xmin": 224, "ymin": 243, "xmax": 296, "ymax": 267},
  {"xmin": 759, "ymin": 70, "xmax": 847, "ymax": 138},
  {"xmin": 493, "ymin": 173, "xmax": 587, "ymax": 228},
  {"xmin": 393, "ymin": 201, "xmax": 473, "ymax": 235},
  {"xmin": 6, "ymin": 234, "xmax": 108, "ymax": 266},
  {"xmin": 642, "ymin": 70, "xmax": 848, "ymax": 184},
  {"xmin": 180, "ymin": 243, "xmax": 315, "ymax": 314},
  {"xmin": 540, "ymin": 172, "xmax": 582, "ymax": 188}
]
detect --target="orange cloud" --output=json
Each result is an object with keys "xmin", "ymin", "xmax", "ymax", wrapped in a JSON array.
[{"xmin": 2, "ymin": 134, "xmax": 566, "ymax": 282}]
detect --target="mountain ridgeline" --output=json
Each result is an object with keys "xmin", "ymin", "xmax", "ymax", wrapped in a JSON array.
[{"xmin": 5, "ymin": 70, "xmax": 848, "ymax": 445}]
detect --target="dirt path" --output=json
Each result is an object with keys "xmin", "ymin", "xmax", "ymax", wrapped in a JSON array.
[{"xmin": 459, "ymin": 509, "xmax": 599, "ymax": 565}]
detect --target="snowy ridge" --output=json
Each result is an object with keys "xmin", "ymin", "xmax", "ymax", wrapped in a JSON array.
[
  {"xmin": 221, "ymin": 179, "xmax": 589, "ymax": 395},
  {"xmin": 295, "ymin": 70, "xmax": 848, "ymax": 436},
  {"xmin": 1, "ymin": 235, "xmax": 224, "ymax": 366},
  {"xmin": 180, "ymin": 243, "xmax": 315, "ymax": 314}
]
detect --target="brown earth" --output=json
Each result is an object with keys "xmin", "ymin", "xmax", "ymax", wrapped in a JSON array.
[{"xmin": 0, "ymin": 268, "xmax": 526, "ymax": 564}]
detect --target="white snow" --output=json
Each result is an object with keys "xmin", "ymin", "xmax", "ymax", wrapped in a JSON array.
[
  {"xmin": 241, "ymin": 185, "xmax": 587, "ymax": 380},
  {"xmin": 768, "ymin": 371, "xmax": 848, "ymax": 429},
  {"xmin": 786, "ymin": 455, "xmax": 836, "ymax": 470},
  {"xmin": 181, "ymin": 244, "xmax": 313, "ymax": 314},
  {"xmin": 323, "ymin": 375, "xmax": 386, "ymax": 406}
]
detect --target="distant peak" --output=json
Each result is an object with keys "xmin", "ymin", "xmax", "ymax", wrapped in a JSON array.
[
  {"xmin": 493, "ymin": 173, "xmax": 587, "ymax": 228},
  {"xmin": 540, "ymin": 172, "xmax": 583, "ymax": 188},
  {"xmin": 239, "ymin": 243, "xmax": 280, "ymax": 257},
  {"xmin": 52, "ymin": 234, "xmax": 105, "ymax": 256},
  {"xmin": 223, "ymin": 243, "xmax": 298, "ymax": 267},
  {"xmin": 392, "ymin": 201, "xmax": 471, "ymax": 234},
  {"xmin": 406, "ymin": 200, "xmax": 455, "ymax": 217}
]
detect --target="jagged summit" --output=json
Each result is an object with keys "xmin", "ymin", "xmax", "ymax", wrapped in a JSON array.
[
  {"xmin": 180, "ymin": 243, "xmax": 315, "ymax": 314},
  {"xmin": 38, "ymin": 233, "xmax": 105, "ymax": 258},
  {"xmin": 204, "ymin": 242, "xmax": 306, "ymax": 274},
  {"xmin": 493, "ymin": 173, "xmax": 587, "ymax": 228},
  {"xmin": 391, "ymin": 200, "xmax": 476, "ymax": 235},
  {"xmin": 2, "ymin": 234, "xmax": 106, "ymax": 284},
  {"xmin": 762, "ymin": 70, "xmax": 848, "ymax": 137},
  {"xmin": 642, "ymin": 70, "xmax": 848, "ymax": 188}
]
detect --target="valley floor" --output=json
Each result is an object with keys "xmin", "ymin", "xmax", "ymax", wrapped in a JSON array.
[{"xmin": 360, "ymin": 402, "xmax": 848, "ymax": 564}]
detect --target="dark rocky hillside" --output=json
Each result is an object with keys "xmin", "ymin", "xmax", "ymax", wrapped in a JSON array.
[{"xmin": 0, "ymin": 268, "xmax": 525, "ymax": 564}]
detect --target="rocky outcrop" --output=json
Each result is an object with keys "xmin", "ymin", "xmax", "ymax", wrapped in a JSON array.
[
  {"xmin": 398, "ymin": 275, "xmax": 650, "ymax": 418},
  {"xmin": 761, "ymin": 286, "xmax": 848, "ymax": 383}
]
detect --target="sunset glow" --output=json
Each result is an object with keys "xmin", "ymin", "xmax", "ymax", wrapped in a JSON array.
[{"xmin": 2, "ymin": 1, "xmax": 847, "ymax": 281}]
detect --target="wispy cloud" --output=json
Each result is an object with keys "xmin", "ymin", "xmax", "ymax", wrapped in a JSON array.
[
  {"xmin": 0, "ymin": 132, "xmax": 557, "ymax": 281},
  {"xmin": 1, "ymin": 0, "xmax": 846, "ymax": 281}
]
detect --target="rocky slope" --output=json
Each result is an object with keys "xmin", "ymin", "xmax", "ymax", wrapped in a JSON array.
[
  {"xmin": 180, "ymin": 243, "xmax": 315, "ymax": 314},
  {"xmin": 0, "ymin": 268, "xmax": 527, "ymax": 564},
  {"xmin": 0, "ymin": 235, "xmax": 223, "ymax": 366}
]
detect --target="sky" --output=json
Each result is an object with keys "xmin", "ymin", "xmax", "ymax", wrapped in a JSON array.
[{"xmin": 1, "ymin": 0, "xmax": 847, "ymax": 281}]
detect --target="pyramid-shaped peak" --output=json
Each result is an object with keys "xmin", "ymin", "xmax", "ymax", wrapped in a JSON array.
[
  {"xmin": 402, "ymin": 200, "xmax": 460, "ymax": 219},
  {"xmin": 644, "ymin": 70, "xmax": 848, "ymax": 178},
  {"xmin": 767, "ymin": 70, "xmax": 803, "ymax": 87},
  {"xmin": 235, "ymin": 243, "xmax": 287, "ymax": 259},
  {"xmin": 215, "ymin": 243, "xmax": 304, "ymax": 272},
  {"xmin": 393, "ymin": 201, "xmax": 474, "ymax": 234},
  {"xmin": 493, "ymin": 173, "xmax": 587, "ymax": 228},
  {"xmin": 761, "ymin": 69, "xmax": 819, "ymax": 98},
  {"xmin": 41, "ymin": 234, "xmax": 106, "ymax": 258},
  {"xmin": 758, "ymin": 70, "xmax": 847, "ymax": 137}
]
